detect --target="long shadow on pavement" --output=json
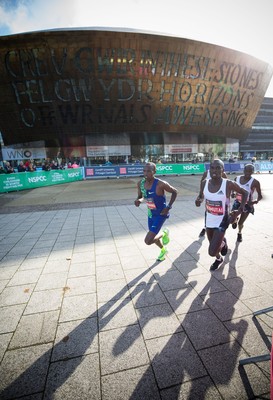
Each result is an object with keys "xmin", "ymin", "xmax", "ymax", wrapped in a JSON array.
[{"xmin": 1, "ymin": 238, "xmax": 202, "ymax": 398}]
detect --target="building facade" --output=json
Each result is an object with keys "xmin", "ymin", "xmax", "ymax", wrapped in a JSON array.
[
  {"xmin": 0, "ymin": 28, "xmax": 272, "ymax": 166},
  {"xmin": 240, "ymin": 97, "xmax": 273, "ymax": 160}
]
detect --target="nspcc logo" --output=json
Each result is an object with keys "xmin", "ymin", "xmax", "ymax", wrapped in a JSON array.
[
  {"xmin": 28, "ymin": 175, "xmax": 47, "ymax": 183},
  {"xmin": 68, "ymin": 172, "xmax": 80, "ymax": 178},
  {"xmin": 156, "ymin": 165, "xmax": 173, "ymax": 172},
  {"xmin": 183, "ymin": 165, "xmax": 200, "ymax": 171}
]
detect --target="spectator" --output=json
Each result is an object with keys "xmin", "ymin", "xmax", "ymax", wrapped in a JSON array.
[
  {"xmin": 0, "ymin": 166, "xmax": 6, "ymax": 174},
  {"xmin": 67, "ymin": 162, "xmax": 73, "ymax": 169},
  {"xmin": 4, "ymin": 161, "xmax": 14, "ymax": 173},
  {"xmin": 26, "ymin": 162, "xmax": 36, "ymax": 172},
  {"xmin": 50, "ymin": 160, "xmax": 59, "ymax": 170},
  {"xmin": 72, "ymin": 161, "xmax": 79, "ymax": 168},
  {"xmin": 17, "ymin": 161, "xmax": 26, "ymax": 172},
  {"xmin": 42, "ymin": 161, "xmax": 51, "ymax": 171},
  {"xmin": 24, "ymin": 160, "xmax": 30, "ymax": 169}
]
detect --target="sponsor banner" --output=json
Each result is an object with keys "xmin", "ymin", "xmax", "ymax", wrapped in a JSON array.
[
  {"xmin": 108, "ymin": 145, "xmax": 130, "ymax": 156},
  {"xmin": 86, "ymin": 146, "xmax": 108, "ymax": 157},
  {"xmin": 223, "ymin": 163, "xmax": 244, "ymax": 173},
  {"xmin": 0, "ymin": 168, "xmax": 83, "ymax": 193},
  {"xmin": 85, "ymin": 163, "xmax": 205, "ymax": 178},
  {"xmin": 2, "ymin": 145, "xmax": 46, "ymax": 160},
  {"xmin": 258, "ymin": 162, "xmax": 273, "ymax": 172},
  {"xmin": 85, "ymin": 166, "xmax": 119, "ymax": 177},
  {"xmin": 119, "ymin": 165, "xmax": 144, "ymax": 176},
  {"xmin": 86, "ymin": 145, "xmax": 131, "ymax": 157},
  {"xmin": 205, "ymin": 163, "xmax": 245, "ymax": 173},
  {"xmin": 164, "ymin": 144, "xmax": 198, "ymax": 154},
  {"xmin": 155, "ymin": 163, "xmax": 205, "ymax": 174}
]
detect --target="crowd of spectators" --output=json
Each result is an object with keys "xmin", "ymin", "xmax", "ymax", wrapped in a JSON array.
[
  {"xmin": 0, "ymin": 159, "xmax": 80, "ymax": 173},
  {"xmin": 1, "ymin": 161, "xmax": 15, "ymax": 173},
  {"xmin": 0, "ymin": 160, "xmax": 38, "ymax": 173},
  {"xmin": 42, "ymin": 160, "xmax": 79, "ymax": 170}
]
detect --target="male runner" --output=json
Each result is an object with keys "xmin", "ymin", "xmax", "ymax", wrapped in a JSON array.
[
  {"xmin": 199, "ymin": 167, "xmax": 228, "ymax": 237},
  {"xmin": 195, "ymin": 159, "xmax": 248, "ymax": 271},
  {"xmin": 231, "ymin": 163, "xmax": 263, "ymax": 242},
  {"xmin": 134, "ymin": 162, "xmax": 178, "ymax": 261}
]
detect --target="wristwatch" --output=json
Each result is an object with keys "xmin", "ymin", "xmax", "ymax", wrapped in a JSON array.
[{"xmin": 166, "ymin": 204, "xmax": 172, "ymax": 209}]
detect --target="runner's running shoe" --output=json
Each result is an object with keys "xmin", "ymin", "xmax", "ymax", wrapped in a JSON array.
[
  {"xmin": 210, "ymin": 257, "xmax": 223, "ymax": 271},
  {"xmin": 232, "ymin": 219, "xmax": 238, "ymax": 229},
  {"xmin": 157, "ymin": 247, "xmax": 168, "ymax": 261},
  {"xmin": 199, "ymin": 228, "xmax": 206, "ymax": 237}
]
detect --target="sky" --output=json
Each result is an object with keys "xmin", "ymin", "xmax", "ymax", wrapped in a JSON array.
[{"xmin": 1, "ymin": 0, "xmax": 273, "ymax": 97}]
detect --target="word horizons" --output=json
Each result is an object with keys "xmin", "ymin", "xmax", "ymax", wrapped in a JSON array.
[{"xmin": 11, "ymin": 78, "xmax": 254, "ymax": 107}]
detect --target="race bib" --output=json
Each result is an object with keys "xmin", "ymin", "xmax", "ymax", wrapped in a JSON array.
[
  {"xmin": 146, "ymin": 198, "xmax": 156, "ymax": 210},
  {"xmin": 206, "ymin": 199, "xmax": 223, "ymax": 215}
]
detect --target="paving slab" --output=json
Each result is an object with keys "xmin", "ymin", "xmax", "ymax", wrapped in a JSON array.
[{"xmin": 0, "ymin": 174, "xmax": 272, "ymax": 399}]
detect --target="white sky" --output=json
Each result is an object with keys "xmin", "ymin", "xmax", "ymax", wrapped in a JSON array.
[{"xmin": 1, "ymin": 0, "xmax": 273, "ymax": 96}]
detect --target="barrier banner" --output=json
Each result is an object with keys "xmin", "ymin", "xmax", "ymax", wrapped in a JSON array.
[
  {"xmin": 205, "ymin": 163, "xmax": 246, "ymax": 173},
  {"xmin": 258, "ymin": 162, "xmax": 273, "ymax": 172},
  {"xmin": 85, "ymin": 166, "xmax": 119, "ymax": 178},
  {"xmin": 119, "ymin": 165, "xmax": 144, "ymax": 176},
  {"xmin": 155, "ymin": 163, "xmax": 205, "ymax": 175},
  {"xmin": 0, "ymin": 168, "xmax": 84, "ymax": 193},
  {"xmin": 85, "ymin": 163, "xmax": 205, "ymax": 179}
]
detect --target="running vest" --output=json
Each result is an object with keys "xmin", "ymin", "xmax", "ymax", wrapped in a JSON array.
[
  {"xmin": 204, "ymin": 178, "xmax": 229, "ymax": 228},
  {"xmin": 140, "ymin": 178, "xmax": 167, "ymax": 216},
  {"xmin": 235, "ymin": 176, "xmax": 254, "ymax": 202}
]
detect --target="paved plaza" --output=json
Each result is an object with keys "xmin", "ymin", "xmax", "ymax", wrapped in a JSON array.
[{"xmin": 0, "ymin": 174, "xmax": 272, "ymax": 399}]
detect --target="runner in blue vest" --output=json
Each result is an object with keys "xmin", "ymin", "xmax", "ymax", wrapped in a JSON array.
[{"xmin": 134, "ymin": 162, "xmax": 178, "ymax": 261}]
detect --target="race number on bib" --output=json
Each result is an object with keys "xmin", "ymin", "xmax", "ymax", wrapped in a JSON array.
[
  {"xmin": 205, "ymin": 200, "xmax": 223, "ymax": 215},
  {"xmin": 146, "ymin": 198, "xmax": 156, "ymax": 210}
]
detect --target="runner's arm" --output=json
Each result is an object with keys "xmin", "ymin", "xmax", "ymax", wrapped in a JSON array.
[
  {"xmin": 195, "ymin": 180, "xmax": 205, "ymax": 206},
  {"xmin": 231, "ymin": 176, "xmax": 237, "ymax": 198},
  {"xmin": 161, "ymin": 181, "xmax": 178, "ymax": 210},
  {"xmin": 134, "ymin": 181, "xmax": 144, "ymax": 207},
  {"xmin": 229, "ymin": 181, "xmax": 248, "ymax": 213},
  {"xmin": 251, "ymin": 180, "xmax": 263, "ymax": 204}
]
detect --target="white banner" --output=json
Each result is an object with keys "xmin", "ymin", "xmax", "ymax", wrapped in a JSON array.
[
  {"xmin": 164, "ymin": 144, "xmax": 198, "ymax": 154},
  {"xmin": 86, "ymin": 145, "xmax": 131, "ymax": 157},
  {"xmin": 86, "ymin": 146, "xmax": 108, "ymax": 157},
  {"xmin": 2, "ymin": 145, "xmax": 46, "ymax": 160}
]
